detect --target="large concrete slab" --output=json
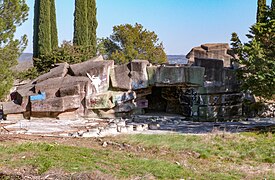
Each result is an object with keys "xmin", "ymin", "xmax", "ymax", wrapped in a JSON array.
[
  {"xmin": 31, "ymin": 95, "xmax": 80, "ymax": 112},
  {"xmin": 33, "ymin": 63, "xmax": 69, "ymax": 83},
  {"xmin": 110, "ymin": 64, "xmax": 132, "ymax": 90},
  {"xmin": 69, "ymin": 57, "xmax": 114, "ymax": 93},
  {"xmin": 154, "ymin": 66, "xmax": 205, "ymax": 86},
  {"xmin": 131, "ymin": 60, "xmax": 149, "ymax": 90}
]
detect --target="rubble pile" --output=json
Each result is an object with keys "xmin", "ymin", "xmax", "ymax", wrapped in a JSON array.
[{"xmin": 0, "ymin": 43, "xmax": 250, "ymax": 122}]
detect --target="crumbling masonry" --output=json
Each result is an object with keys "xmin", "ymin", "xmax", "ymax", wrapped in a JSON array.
[{"xmin": 1, "ymin": 43, "xmax": 248, "ymax": 121}]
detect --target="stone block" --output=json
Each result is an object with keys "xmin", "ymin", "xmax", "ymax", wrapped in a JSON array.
[
  {"xmin": 199, "ymin": 94, "xmax": 243, "ymax": 106},
  {"xmin": 34, "ymin": 63, "xmax": 69, "ymax": 83},
  {"xmin": 112, "ymin": 91, "xmax": 136, "ymax": 105},
  {"xmin": 135, "ymin": 88, "xmax": 152, "ymax": 99},
  {"xmin": 60, "ymin": 84, "xmax": 80, "ymax": 97},
  {"xmin": 89, "ymin": 92, "xmax": 114, "ymax": 109},
  {"xmin": 155, "ymin": 66, "xmax": 205, "ymax": 86},
  {"xmin": 69, "ymin": 57, "xmax": 114, "ymax": 93},
  {"xmin": 186, "ymin": 43, "xmax": 233, "ymax": 67},
  {"xmin": 198, "ymin": 104, "xmax": 242, "ymax": 119},
  {"xmin": 194, "ymin": 58, "xmax": 224, "ymax": 83},
  {"xmin": 2, "ymin": 102, "xmax": 25, "ymax": 115},
  {"xmin": 6, "ymin": 113, "xmax": 24, "ymax": 121},
  {"xmin": 131, "ymin": 60, "xmax": 149, "ymax": 90},
  {"xmin": 35, "ymin": 77, "xmax": 63, "ymax": 98},
  {"xmin": 31, "ymin": 95, "xmax": 80, "ymax": 112},
  {"xmin": 114, "ymin": 102, "xmax": 136, "ymax": 113},
  {"xmin": 201, "ymin": 43, "xmax": 230, "ymax": 51},
  {"xmin": 197, "ymin": 84, "xmax": 241, "ymax": 94},
  {"xmin": 147, "ymin": 66, "xmax": 158, "ymax": 85},
  {"xmin": 110, "ymin": 64, "xmax": 132, "ymax": 90},
  {"xmin": 57, "ymin": 111, "xmax": 79, "ymax": 120}
]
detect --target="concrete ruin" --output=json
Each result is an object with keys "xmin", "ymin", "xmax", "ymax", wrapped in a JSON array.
[{"xmin": 0, "ymin": 43, "xmax": 250, "ymax": 122}]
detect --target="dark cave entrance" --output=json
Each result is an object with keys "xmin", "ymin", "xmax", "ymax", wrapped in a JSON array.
[{"xmin": 146, "ymin": 86, "xmax": 195, "ymax": 117}]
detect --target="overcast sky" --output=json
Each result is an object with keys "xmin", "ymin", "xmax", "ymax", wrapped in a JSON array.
[{"xmin": 15, "ymin": 0, "xmax": 272, "ymax": 55}]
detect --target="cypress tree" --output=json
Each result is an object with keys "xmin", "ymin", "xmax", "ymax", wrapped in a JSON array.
[
  {"xmin": 33, "ymin": 0, "xmax": 40, "ymax": 58},
  {"xmin": 33, "ymin": 0, "xmax": 51, "ymax": 59},
  {"xmin": 257, "ymin": 0, "xmax": 267, "ymax": 23},
  {"xmin": 73, "ymin": 0, "xmax": 88, "ymax": 46},
  {"xmin": 50, "ymin": 0, "xmax": 58, "ymax": 50},
  {"xmin": 87, "ymin": 0, "xmax": 98, "ymax": 56},
  {"xmin": 271, "ymin": 0, "xmax": 275, "ymax": 19}
]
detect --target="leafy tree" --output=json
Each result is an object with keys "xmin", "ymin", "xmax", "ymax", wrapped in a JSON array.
[
  {"xmin": 101, "ymin": 23, "xmax": 167, "ymax": 64},
  {"xmin": 257, "ymin": 0, "xmax": 267, "ymax": 23},
  {"xmin": 73, "ymin": 0, "xmax": 88, "ymax": 46},
  {"xmin": 0, "ymin": 0, "xmax": 29, "ymax": 100},
  {"xmin": 231, "ymin": 12, "xmax": 275, "ymax": 100},
  {"xmin": 33, "ymin": 0, "xmax": 51, "ymax": 59},
  {"xmin": 50, "ymin": 0, "xmax": 58, "ymax": 50},
  {"xmin": 87, "ymin": 0, "xmax": 97, "ymax": 56}
]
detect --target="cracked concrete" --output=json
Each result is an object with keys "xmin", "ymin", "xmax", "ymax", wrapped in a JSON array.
[{"xmin": 1, "ymin": 115, "xmax": 274, "ymax": 137}]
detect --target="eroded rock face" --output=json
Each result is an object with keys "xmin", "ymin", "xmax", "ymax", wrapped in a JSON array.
[{"xmin": 186, "ymin": 43, "xmax": 234, "ymax": 67}]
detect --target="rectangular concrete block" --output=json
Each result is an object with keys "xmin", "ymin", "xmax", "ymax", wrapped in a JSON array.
[
  {"xmin": 33, "ymin": 63, "xmax": 69, "ymax": 83},
  {"xmin": 110, "ymin": 64, "xmax": 132, "ymax": 90},
  {"xmin": 131, "ymin": 60, "xmax": 149, "ymax": 90},
  {"xmin": 155, "ymin": 66, "xmax": 205, "ymax": 86},
  {"xmin": 3, "ymin": 102, "xmax": 25, "ymax": 115},
  {"xmin": 89, "ymin": 92, "xmax": 114, "ymax": 109},
  {"xmin": 69, "ymin": 58, "xmax": 114, "ymax": 93},
  {"xmin": 147, "ymin": 66, "xmax": 158, "ymax": 86},
  {"xmin": 112, "ymin": 91, "xmax": 136, "ymax": 105},
  {"xmin": 31, "ymin": 95, "xmax": 80, "ymax": 112}
]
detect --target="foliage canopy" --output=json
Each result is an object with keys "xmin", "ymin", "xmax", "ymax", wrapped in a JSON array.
[
  {"xmin": 99, "ymin": 23, "xmax": 167, "ymax": 64},
  {"xmin": 0, "ymin": 0, "xmax": 29, "ymax": 100},
  {"xmin": 231, "ymin": 5, "xmax": 275, "ymax": 100}
]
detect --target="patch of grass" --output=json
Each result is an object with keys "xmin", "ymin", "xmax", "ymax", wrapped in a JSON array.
[
  {"xmin": 0, "ymin": 132, "xmax": 274, "ymax": 179},
  {"xmin": 116, "ymin": 132, "xmax": 275, "ymax": 163},
  {"xmin": 0, "ymin": 142, "xmax": 193, "ymax": 179}
]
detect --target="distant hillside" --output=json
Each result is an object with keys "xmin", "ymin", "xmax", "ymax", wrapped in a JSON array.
[
  {"xmin": 167, "ymin": 55, "xmax": 188, "ymax": 64},
  {"xmin": 15, "ymin": 53, "xmax": 33, "ymax": 72},
  {"xmin": 16, "ymin": 54, "xmax": 188, "ymax": 69}
]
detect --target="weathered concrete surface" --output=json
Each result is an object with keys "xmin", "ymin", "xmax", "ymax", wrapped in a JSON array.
[
  {"xmin": 1, "ymin": 116, "xmax": 274, "ymax": 137},
  {"xmin": 89, "ymin": 92, "xmax": 114, "ymax": 109},
  {"xmin": 112, "ymin": 91, "xmax": 136, "ymax": 105},
  {"xmin": 69, "ymin": 57, "xmax": 114, "ymax": 93},
  {"xmin": 2, "ymin": 102, "xmax": 25, "ymax": 115},
  {"xmin": 110, "ymin": 64, "xmax": 132, "ymax": 90},
  {"xmin": 186, "ymin": 43, "xmax": 233, "ymax": 67},
  {"xmin": 33, "ymin": 63, "xmax": 69, "ymax": 83},
  {"xmin": 131, "ymin": 60, "xmax": 149, "ymax": 90},
  {"xmin": 154, "ymin": 66, "xmax": 205, "ymax": 86},
  {"xmin": 195, "ymin": 58, "xmax": 224, "ymax": 84},
  {"xmin": 31, "ymin": 95, "xmax": 80, "ymax": 113}
]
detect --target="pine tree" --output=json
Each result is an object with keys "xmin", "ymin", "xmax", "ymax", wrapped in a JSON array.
[
  {"xmin": 33, "ymin": 0, "xmax": 51, "ymax": 59},
  {"xmin": 257, "ymin": 0, "xmax": 267, "ymax": 23},
  {"xmin": 50, "ymin": 0, "xmax": 58, "ymax": 50},
  {"xmin": 87, "ymin": 0, "xmax": 98, "ymax": 56},
  {"xmin": 73, "ymin": 0, "xmax": 88, "ymax": 46}
]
